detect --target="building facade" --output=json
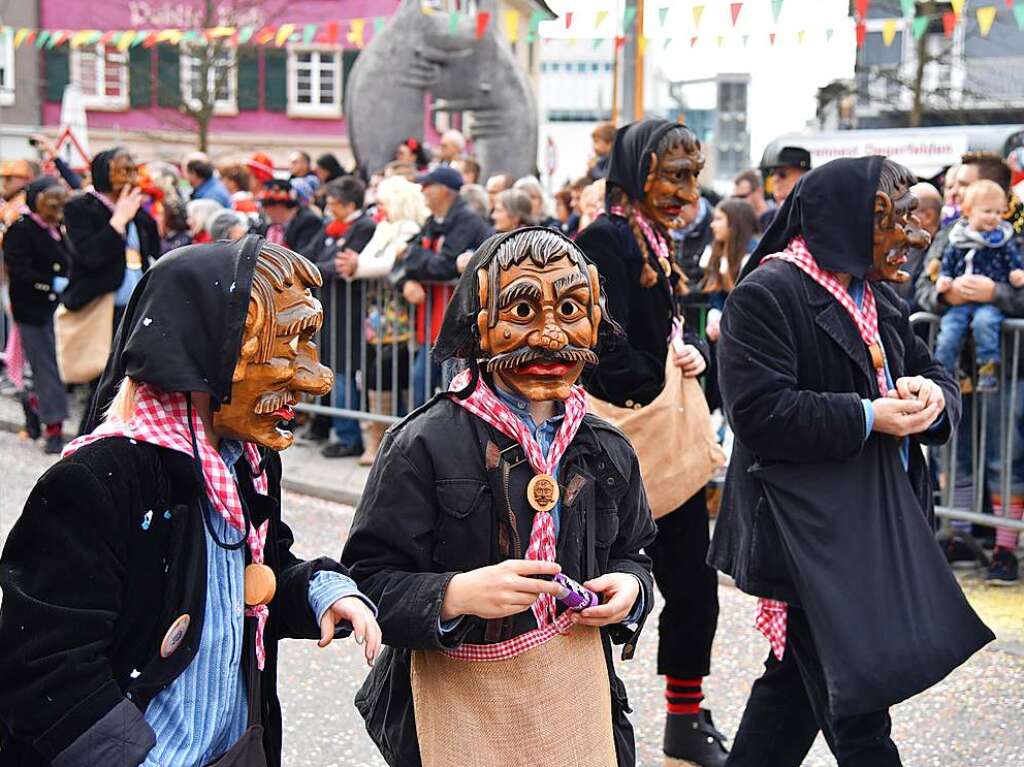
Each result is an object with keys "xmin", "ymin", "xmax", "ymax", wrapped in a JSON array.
[{"xmin": 0, "ymin": 2, "xmax": 43, "ymax": 159}]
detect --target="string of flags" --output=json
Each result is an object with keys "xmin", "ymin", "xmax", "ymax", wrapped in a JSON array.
[{"xmin": 3, "ymin": 1, "xmax": 1024, "ymax": 53}]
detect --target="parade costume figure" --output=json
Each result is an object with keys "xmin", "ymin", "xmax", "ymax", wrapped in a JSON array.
[
  {"xmin": 575, "ymin": 119, "xmax": 728, "ymax": 766},
  {"xmin": 0, "ymin": 236, "xmax": 380, "ymax": 767},
  {"xmin": 712, "ymin": 157, "xmax": 993, "ymax": 767},
  {"xmin": 342, "ymin": 227, "xmax": 656, "ymax": 767}
]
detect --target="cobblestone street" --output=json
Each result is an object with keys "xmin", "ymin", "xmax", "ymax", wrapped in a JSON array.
[{"xmin": 2, "ymin": 429, "xmax": 1022, "ymax": 766}]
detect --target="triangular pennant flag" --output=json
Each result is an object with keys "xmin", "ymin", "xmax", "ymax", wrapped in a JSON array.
[
  {"xmin": 99, "ymin": 31, "xmax": 116, "ymax": 45},
  {"xmin": 942, "ymin": 11, "xmax": 956, "ymax": 36},
  {"xmin": 374, "ymin": 17, "xmax": 386, "ymax": 36},
  {"xmin": 976, "ymin": 5, "xmax": 998, "ymax": 36},
  {"xmin": 596, "ymin": 10, "xmax": 609, "ymax": 30},
  {"xmin": 36, "ymin": 30, "xmax": 51, "ymax": 49},
  {"xmin": 207, "ymin": 26, "xmax": 235, "ymax": 38},
  {"xmin": 742, "ymin": 33, "xmax": 749, "ymax": 46},
  {"xmin": 116, "ymin": 30, "xmax": 135, "ymax": 50},
  {"xmin": 623, "ymin": 6, "xmax": 638, "ymax": 33},
  {"xmin": 1016, "ymin": 4, "xmax": 1024, "ymax": 30},
  {"xmin": 882, "ymin": 19, "xmax": 898, "ymax": 46},
  {"xmin": 565, "ymin": 11, "xmax": 573, "ymax": 30},
  {"xmin": 912, "ymin": 16, "xmax": 928, "ymax": 38},
  {"xmin": 951, "ymin": 0, "xmax": 966, "ymax": 15},
  {"xmin": 14, "ymin": 28, "xmax": 29, "ymax": 48},
  {"xmin": 769, "ymin": 32, "xmax": 776, "ymax": 45},
  {"xmin": 527, "ymin": 10, "xmax": 543, "ymax": 41},
  {"xmin": 638, "ymin": 35, "xmax": 648, "ymax": 54},
  {"xmin": 302, "ymin": 23, "xmax": 317, "ymax": 44},
  {"xmin": 131, "ymin": 30, "xmax": 149, "ymax": 47},
  {"xmin": 567, "ymin": 37, "xmax": 577, "ymax": 47},
  {"xmin": 614, "ymin": 34, "xmax": 625, "ymax": 50},
  {"xmin": 692, "ymin": 5, "xmax": 705, "ymax": 27},
  {"xmin": 592, "ymin": 37, "xmax": 604, "ymax": 50},
  {"xmin": 771, "ymin": 0, "xmax": 784, "ymax": 23},
  {"xmin": 716, "ymin": 34, "xmax": 725, "ymax": 47},
  {"xmin": 663, "ymin": 36, "xmax": 673, "ymax": 49},
  {"xmin": 856, "ymin": 21, "xmax": 866, "ymax": 46},
  {"xmin": 347, "ymin": 18, "xmax": 366, "ymax": 47},
  {"xmin": 901, "ymin": 0, "xmax": 916, "ymax": 17},
  {"xmin": 659, "ymin": 6, "xmax": 670, "ymax": 28},
  {"xmin": 730, "ymin": 3, "xmax": 743, "ymax": 26},
  {"xmin": 180, "ymin": 30, "xmax": 198, "ymax": 44},
  {"xmin": 1008, "ymin": 0, "xmax": 1015, "ymax": 8},
  {"xmin": 826, "ymin": 27, "xmax": 834, "ymax": 41},
  {"xmin": 797, "ymin": 29, "xmax": 806, "ymax": 44},
  {"xmin": 46, "ymin": 31, "xmax": 62, "ymax": 49},
  {"xmin": 476, "ymin": 11, "xmax": 491, "ymax": 39},
  {"xmin": 690, "ymin": 35, "xmax": 699, "ymax": 47},
  {"xmin": 504, "ymin": 9, "xmax": 520, "ymax": 42},
  {"xmin": 449, "ymin": 11, "xmax": 460, "ymax": 35},
  {"xmin": 324, "ymin": 21, "xmax": 339, "ymax": 44},
  {"xmin": 855, "ymin": 0, "xmax": 871, "ymax": 19},
  {"xmin": 70, "ymin": 30, "xmax": 92, "ymax": 48},
  {"xmin": 275, "ymin": 23, "xmax": 295, "ymax": 46}
]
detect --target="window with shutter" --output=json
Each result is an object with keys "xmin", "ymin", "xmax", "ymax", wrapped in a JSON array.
[
  {"xmin": 264, "ymin": 48, "xmax": 287, "ymax": 112},
  {"xmin": 237, "ymin": 47, "xmax": 259, "ymax": 110},
  {"xmin": 44, "ymin": 47, "xmax": 70, "ymax": 103},
  {"xmin": 287, "ymin": 46, "xmax": 341, "ymax": 117},
  {"xmin": 180, "ymin": 45, "xmax": 237, "ymax": 114},
  {"xmin": 129, "ymin": 46, "xmax": 152, "ymax": 108},
  {"xmin": 71, "ymin": 44, "xmax": 129, "ymax": 110},
  {"xmin": 157, "ymin": 43, "xmax": 181, "ymax": 108},
  {"xmin": 0, "ymin": 28, "xmax": 14, "ymax": 106}
]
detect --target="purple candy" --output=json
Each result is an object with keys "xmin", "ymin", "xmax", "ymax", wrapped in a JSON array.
[{"xmin": 553, "ymin": 573, "xmax": 599, "ymax": 611}]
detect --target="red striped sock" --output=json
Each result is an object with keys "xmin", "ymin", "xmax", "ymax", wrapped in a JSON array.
[
  {"xmin": 45, "ymin": 423, "xmax": 63, "ymax": 438},
  {"xmin": 665, "ymin": 675, "xmax": 703, "ymax": 716},
  {"xmin": 993, "ymin": 494, "xmax": 1023, "ymax": 551}
]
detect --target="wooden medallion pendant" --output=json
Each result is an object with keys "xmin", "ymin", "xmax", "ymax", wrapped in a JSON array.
[
  {"xmin": 527, "ymin": 473, "xmax": 559, "ymax": 513},
  {"xmin": 244, "ymin": 563, "xmax": 277, "ymax": 606}
]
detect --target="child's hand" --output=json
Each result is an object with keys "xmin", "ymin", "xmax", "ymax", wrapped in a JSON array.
[
  {"xmin": 936, "ymin": 275, "xmax": 952, "ymax": 293},
  {"xmin": 1010, "ymin": 269, "xmax": 1024, "ymax": 288},
  {"xmin": 319, "ymin": 596, "xmax": 382, "ymax": 667},
  {"xmin": 574, "ymin": 573, "xmax": 641, "ymax": 627}
]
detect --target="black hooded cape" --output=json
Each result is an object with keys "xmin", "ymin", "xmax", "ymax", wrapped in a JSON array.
[
  {"xmin": 606, "ymin": 118, "xmax": 681, "ymax": 203},
  {"xmin": 24, "ymin": 176, "xmax": 62, "ymax": 211},
  {"xmin": 85, "ymin": 235, "xmax": 262, "ymax": 430},
  {"xmin": 741, "ymin": 156, "xmax": 883, "ymax": 281}
]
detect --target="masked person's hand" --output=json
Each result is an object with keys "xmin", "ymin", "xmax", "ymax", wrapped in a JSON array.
[
  {"xmin": 871, "ymin": 394, "xmax": 943, "ymax": 437},
  {"xmin": 440, "ymin": 559, "xmax": 564, "ymax": 621},
  {"xmin": 893, "ymin": 375, "xmax": 946, "ymax": 413},
  {"xmin": 573, "ymin": 573, "xmax": 641, "ymax": 627},
  {"xmin": 673, "ymin": 343, "xmax": 706, "ymax": 377},
  {"xmin": 318, "ymin": 596, "xmax": 382, "ymax": 667}
]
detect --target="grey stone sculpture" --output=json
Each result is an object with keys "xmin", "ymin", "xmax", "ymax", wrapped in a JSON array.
[{"xmin": 345, "ymin": 0, "xmax": 540, "ymax": 181}]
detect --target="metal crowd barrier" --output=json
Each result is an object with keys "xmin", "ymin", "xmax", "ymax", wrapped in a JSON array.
[{"xmin": 911, "ymin": 312, "xmax": 1024, "ymax": 532}]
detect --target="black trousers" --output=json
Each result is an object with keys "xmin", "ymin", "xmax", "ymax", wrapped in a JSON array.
[
  {"xmin": 647, "ymin": 488, "xmax": 720, "ymax": 678},
  {"xmin": 726, "ymin": 607, "xmax": 902, "ymax": 767}
]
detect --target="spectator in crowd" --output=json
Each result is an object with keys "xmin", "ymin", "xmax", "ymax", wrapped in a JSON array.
[
  {"xmin": 576, "ymin": 178, "xmax": 605, "ymax": 232},
  {"xmin": 1, "ymin": 160, "xmax": 36, "ymax": 240},
  {"xmin": 699, "ymin": 199, "xmax": 759, "ymax": 343},
  {"xmin": 289, "ymin": 150, "xmax": 320, "ymax": 188},
  {"xmin": 63, "ymin": 147, "xmax": 160, "ymax": 434},
  {"xmin": 587, "ymin": 121, "xmax": 616, "ymax": 180},
  {"xmin": 759, "ymin": 145, "xmax": 810, "ymax": 231},
  {"xmin": 247, "ymin": 151, "xmax": 276, "ymax": 186},
  {"xmin": 896, "ymin": 182, "xmax": 942, "ymax": 308},
  {"xmin": 315, "ymin": 153, "xmax": 347, "ymax": 186},
  {"xmin": 492, "ymin": 187, "xmax": 535, "ymax": 233},
  {"xmin": 311, "ymin": 177, "xmax": 378, "ymax": 458},
  {"xmin": 459, "ymin": 183, "xmax": 490, "ymax": 223},
  {"xmin": 514, "ymin": 176, "xmax": 559, "ymax": 230},
  {"xmin": 399, "ymin": 166, "xmax": 492, "ymax": 405},
  {"xmin": 218, "ymin": 163, "xmax": 258, "ymax": 213},
  {"xmin": 185, "ymin": 157, "xmax": 231, "ymax": 208},
  {"xmin": 160, "ymin": 198, "xmax": 192, "ymax": 255},
  {"xmin": 672, "ymin": 196, "xmax": 715, "ymax": 287},
  {"xmin": 942, "ymin": 162, "xmax": 961, "ymax": 225},
  {"xmin": 554, "ymin": 189, "xmax": 577, "ymax": 236},
  {"xmin": 186, "ymin": 199, "xmax": 223, "ymax": 245},
  {"xmin": 383, "ymin": 161, "xmax": 417, "ymax": 181},
  {"xmin": 3, "ymin": 177, "xmax": 71, "ymax": 453},
  {"xmin": 258, "ymin": 178, "xmax": 321, "ymax": 254},
  {"xmin": 394, "ymin": 137, "xmax": 430, "ymax": 171},
  {"xmin": 915, "ymin": 151, "xmax": 1024, "ymax": 584},
  {"xmin": 731, "ymin": 169, "xmax": 772, "ymax": 231},
  {"xmin": 347, "ymin": 175, "xmax": 429, "ymax": 465},
  {"xmin": 206, "ymin": 209, "xmax": 250, "ymax": 241},
  {"xmin": 484, "ymin": 172, "xmax": 513, "ymax": 210},
  {"xmin": 437, "ymin": 129, "xmax": 466, "ymax": 165},
  {"xmin": 453, "ymin": 156, "xmax": 481, "ymax": 185}
]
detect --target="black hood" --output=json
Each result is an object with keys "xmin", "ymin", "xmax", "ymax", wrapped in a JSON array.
[
  {"xmin": 25, "ymin": 176, "xmax": 62, "ymax": 211},
  {"xmin": 87, "ymin": 235, "xmax": 263, "ymax": 429},
  {"xmin": 90, "ymin": 147, "xmax": 126, "ymax": 194},
  {"xmin": 742, "ymin": 156, "xmax": 884, "ymax": 281},
  {"xmin": 606, "ymin": 118, "xmax": 683, "ymax": 203}
]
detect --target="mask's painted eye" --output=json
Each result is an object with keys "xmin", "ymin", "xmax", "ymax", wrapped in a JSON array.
[
  {"xmin": 511, "ymin": 301, "xmax": 534, "ymax": 320},
  {"xmin": 558, "ymin": 300, "xmax": 583, "ymax": 319}
]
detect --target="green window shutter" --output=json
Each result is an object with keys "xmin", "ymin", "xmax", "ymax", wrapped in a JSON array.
[
  {"xmin": 237, "ymin": 47, "xmax": 259, "ymax": 110},
  {"xmin": 342, "ymin": 50, "xmax": 360, "ymax": 86},
  {"xmin": 129, "ymin": 46, "xmax": 152, "ymax": 107},
  {"xmin": 264, "ymin": 48, "xmax": 287, "ymax": 112},
  {"xmin": 156, "ymin": 43, "xmax": 181, "ymax": 108},
  {"xmin": 44, "ymin": 47, "xmax": 70, "ymax": 103}
]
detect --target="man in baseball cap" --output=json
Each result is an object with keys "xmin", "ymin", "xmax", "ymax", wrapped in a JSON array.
[{"xmin": 759, "ymin": 145, "xmax": 812, "ymax": 230}]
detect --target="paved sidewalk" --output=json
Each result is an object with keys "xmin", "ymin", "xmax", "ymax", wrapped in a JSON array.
[{"xmin": 0, "ymin": 390, "xmax": 372, "ymax": 505}]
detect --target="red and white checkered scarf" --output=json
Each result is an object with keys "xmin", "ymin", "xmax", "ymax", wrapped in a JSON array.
[
  {"xmin": 64, "ymin": 383, "xmax": 273, "ymax": 668},
  {"xmin": 448, "ymin": 368, "xmax": 587, "ymax": 629},
  {"xmin": 755, "ymin": 236, "xmax": 889, "ymax": 662}
]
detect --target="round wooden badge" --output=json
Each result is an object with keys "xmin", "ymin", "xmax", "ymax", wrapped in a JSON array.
[
  {"xmin": 160, "ymin": 614, "xmax": 190, "ymax": 658},
  {"xmin": 527, "ymin": 473, "xmax": 559, "ymax": 513},
  {"xmin": 244, "ymin": 563, "xmax": 277, "ymax": 607}
]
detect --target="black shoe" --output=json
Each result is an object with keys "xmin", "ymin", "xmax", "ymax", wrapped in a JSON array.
[
  {"xmin": 664, "ymin": 709, "xmax": 729, "ymax": 767},
  {"xmin": 986, "ymin": 549, "xmax": 1020, "ymax": 586},
  {"xmin": 20, "ymin": 391, "xmax": 41, "ymax": 440},
  {"xmin": 43, "ymin": 434, "xmax": 65, "ymax": 455},
  {"xmin": 320, "ymin": 442, "xmax": 363, "ymax": 459},
  {"xmin": 943, "ymin": 536, "xmax": 979, "ymax": 569}
]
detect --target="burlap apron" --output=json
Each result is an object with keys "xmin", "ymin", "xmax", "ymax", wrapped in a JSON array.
[{"xmin": 410, "ymin": 624, "xmax": 617, "ymax": 767}]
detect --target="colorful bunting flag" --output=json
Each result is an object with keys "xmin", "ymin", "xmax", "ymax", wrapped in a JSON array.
[
  {"xmin": 882, "ymin": 19, "xmax": 899, "ymax": 46},
  {"xmin": 324, "ymin": 21, "xmax": 338, "ymax": 44},
  {"xmin": 912, "ymin": 15, "xmax": 928, "ymax": 39},
  {"xmin": 614, "ymin": 34, "xmax": 625, "ymax": 49},
  {"xmin": 856, "ymin": 21, "xmax": 866, "ymax": 46},
  {"xmin": 238, "ymin": 26, "xmax": 254, "ymax": 44},
  {"xmin": 951, "ymin": 0, "xmax": 966, "ymax": 16},
  {"xmin": 302, "ymin": 23, "xmax": 317, "ymax": 44},
  {"xmin": 596, "ymin": 10, "xmax": 609, "ymax": 30},
  {"xmin": 623, "ymin": 6, "xmax": 638, "ymax": 33},
  {"xmin": 448, "ymin": 11, "xmax": 460, "ymax": 34},
  {"xmin": 797, "ymin": 29, "xmax": 805, "ymax": 44},
  {"xmin": 769, "ymin": 32, "xmax": 776, "ymax": 45},
  {"xmin": 730, "ymin": 3, "xmax": 743, "ymax": 26},
  {"xmin": 527, "ymin": 10, "xmax": 543, "ymax": 41},
  {"xmin": 565, "ymin": 12, "xmax": 573, "ymax": 30},
  {"xmin": 659, "ymin": 6, "xmax": 670, "ymax": 28},
  {"xmin": 976, "ymin": 5, "xmax": 998, "ymax": 36},
  {"xmin": 900, "ymin": 0, "xmax": 916, "ymax": 18},
  {"xmin": 638, "ymin": 35, "xmax": 648, "ymax": 54},
  {"xmin": 826, "ymin": 27, "xmax": 834, "ymax": 41},
  {"xmin": 942, "ymin": 11, "xmax": 956, "ymax": 36},
  {"xmin": 855, "ymin": 0, "xmax": 871, "ymax": 19},
  {"xmin": 1015, "ymin": 4, "xmax": 1024, "ymax": 29},
  {"xmin": 692, "ymin": 5, "xmax": 705, "ymax": 28},
  {"xmin": 14, "ymin": 28, "xmax": 29, "ymax": 48},
  {"xmin": 504, "ymin": 9, "xmax": 520, "ymax": 42},
  {"xmin": 742, "ymin": 33, "xmax": 749, "ymax": 46},
  {"xmin": 347, "ymin": 18, "xmax": 366, "ymax": 47},
  {"xmin": 274, "ymin": 23, "xmax": 294, "ymax": 46},
  {"xmin": 476, "ymin": 12, "xmax": 491, "ymax": 40},
  {"xmin": 36, "ymin": 30, "xmax": 51, "ymax": 49},
  {"xmin": 592, "ymin": 37, "xmax": 604, "ymax": 50},
  {"xmin": 771, "ymin": 0, "xmax": 784, "ymax": 23},
  {"xmin": 208, "ymin": 26, "xmax": 234, "ymax": 38},
  {"xmin": 374, "ymin": 17, "xmax": 386, "ymax": 36},
  {"xmin": 663, "ymin": 36, "xmax": 673, "ymax": 49},
  {"xmin": 690, "ymin": 35, "xmax": 698, "ymax": 47}
]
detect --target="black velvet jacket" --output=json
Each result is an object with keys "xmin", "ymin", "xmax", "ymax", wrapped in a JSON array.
[
  {"xmin": 2, "ymin": 215, "xmax": 69, "ymax": 326},
  {"xmin": 61, "ymin": 192, "xmax": 160, "ymax": 311},
  {"xmin": 709, "ymin": 261, "xmax": 961, "ymax": 602},
  {"xmin": 341, "ymin": 395, "xmax": 657, "ymax": 767},
  {"xmin": 0, "ymin": 438, "xmax": 350, "ymax": 767}
]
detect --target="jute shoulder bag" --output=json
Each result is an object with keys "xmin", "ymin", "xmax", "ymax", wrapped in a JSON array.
[
  {"xmin": 587, "ymin": 351, "xmax": 725, "ymax": 518},
  {"xmin": 55, "ymin": 292, "xmax": 114, "ymax": 385}
]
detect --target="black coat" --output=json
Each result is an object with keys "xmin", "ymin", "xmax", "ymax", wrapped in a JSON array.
[
  {"xmin": 0, "ymin": 438, "xmax": 350, "ymax": 767},
  {"xmin": 709, "ymin": 260, "xmax": 961, "ymax": 602},
  {"xmin": 341, "ymin": 396, "xmax": 657, "ymax": 767},
  {"xmin": 284, "ymin": 207, "xmax": 325, "ymax": 255},
  {"xmin": 2, "ymin": 215, "xmax": 70, "ymax": 326},
  {"xmin": 401, "ymin": 198, "xmax": 493, "ymax": 283},
  {"xmin": 62, "ymin": 192, "xmax": 160, "ymax": 311},
  {"xmin": 576, "ymin": 214, "xmax": 676, "ymax": 407}
]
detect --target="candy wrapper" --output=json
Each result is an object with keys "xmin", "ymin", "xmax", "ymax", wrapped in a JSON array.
[{"xmin": 553, "ymin": 573, "xmax": 599, "ymax": 611}]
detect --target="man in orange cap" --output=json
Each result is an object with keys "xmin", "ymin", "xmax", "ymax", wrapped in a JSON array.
[{"xmin": 1, "ymin": 160, "xmax": 38, "ymax": 246}]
